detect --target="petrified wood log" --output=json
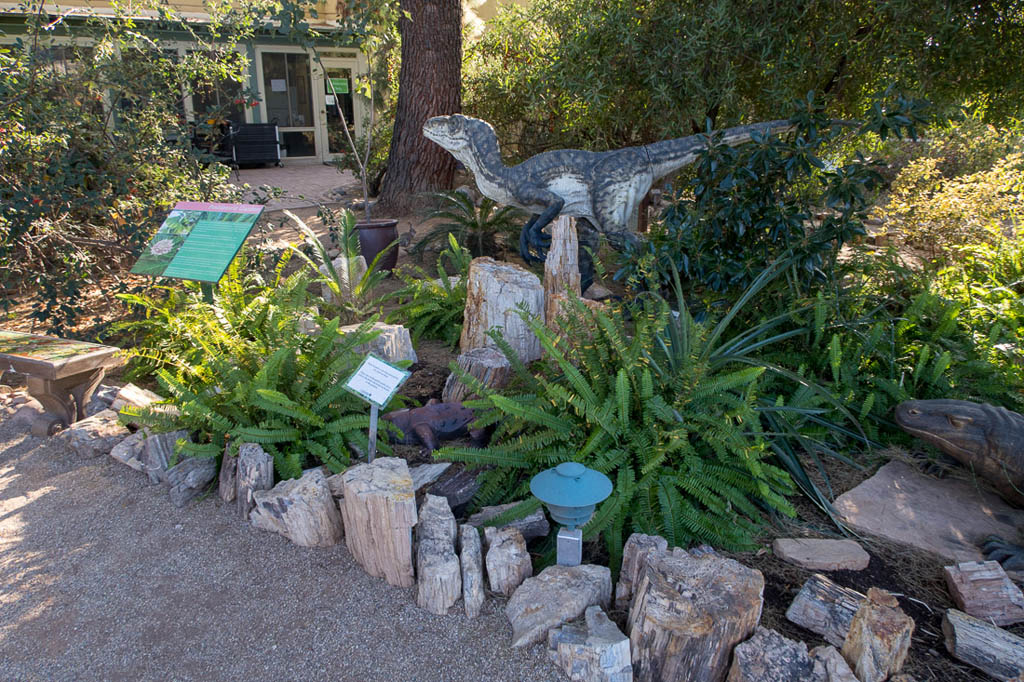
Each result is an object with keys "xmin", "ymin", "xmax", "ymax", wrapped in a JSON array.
[
  {"xmin": 840, "ymin": 588, "xmax": 914, "ymax": 682},
  {"xmin": 786, "ymin": 573, "xmax": 866, "ymax": 647},
  {"xmin": 627, "ymin": 549, "xmax": 764, "ymax": 682},
  {"xmin": 614, "ymin": 532, "xmax": 668, "ymax": 611},
  {"xmin": 944, "ymin": 560, "xmax": 1024, "ymax": 626},
  {"xmin": 250, "ymin": 468, "xmax": 343, "ymax": 547},
  {"xmin": 219, "ymin": 445, "xmax": 237, "ymax": 503},
  {"xmin": 459, "ymin": 524, "xmax": 485, "ymax": 619},
  {"xmin": 236, "ymin": 443, "xmax": 274, "ymax": 521},
  {"xmin": 466, "ymin": 501, "xmax": 550, "ymax": 542},
  {"xmin": 943, "ymin": 608, "xmax": 1024, "ymax": 681},
  {"xmin": 726, "ymin": 627, "xmax": 820, "ymax": 682},
  {"xmin": 548, "ymin": 605, "xmax": 631, "ymax": 682},
  {"xmin": 441, "ymin": 346, "xmax": 511, "ymax": 403},
  {"xmin": 543, "ymin": 215, "xmax": 581, "ymax": 325},
  {"xmin": 416, "ymin": 494, "xmax": 461, "ymax": 615},
  {"xmin": 166, "ymin": 455, "xmax": 217, "ymax": 508},
  {"xmin": 338, "ymin": 457, "xmax": 417, "ymax": 588},
  {"xmin": 484, "ymin": 526, "xmax": 532, "ymax": 597},
  {"xmin": 460, "ymin": 257, "xmax": 545, "ymax": 362}
]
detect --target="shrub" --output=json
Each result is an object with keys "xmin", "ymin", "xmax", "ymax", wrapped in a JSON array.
[
  {"xmin": 386, "ymin": 234, "xmax": 471, "ymax": 348},
  {"xmin": 118, "ymin": 254, "xmax": 403, "ymax": 479}
]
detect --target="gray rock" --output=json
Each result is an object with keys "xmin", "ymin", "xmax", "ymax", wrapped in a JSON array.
[
  {"xmin": 416, "ymin": 495, "xmax": 461, "ymax": 615},
  {"xmin": 57, "ymin": 409, "xmax": 129, "ymax": 458},
  {"xmin": 583, "ymin": 283, "xmax": 614, "ymax": 301},
  {"xmin": 140, "ymin": 430, "xmax": 188, "ymax": 484},
  {"xmin": 773, "ymin": 538, "xmax": 870, "ymax": 571},
  {"xmin": 166, "ymin": 456, "xmax": 217, "ymax": 507},
  {"xmin": 506, "ymin": 564, "xmax": 612, "ymax": 648},
  {"xmin": 834, "ymin": 461, "xmax": 1024, "ymax": 563},
  {"xmin": 250, "ymin": 469, "xmax": 344, "ymax": 547},
  {"xmin": 548, "ymin": 605, "xmax": 631, "ymax": 682},
  {"xmin": 426, "ymin": 467, "xmax": 480, "ymax": 517},
  {"xmin": 467, "ymin": 501, "xmax": 550, "ymax": 542},
  {"xmin": 86, "ymin": 384, "xmax": 119, "ymax": 416},
  {"xmin": 485, "ymin": 526, "xmax": 532, "ymax": 598},
  {"xmin": 109, "ymin": 431, "xmax": 147, "ymax": 471},
  {"xmin": 339, "ymin": 321, "xmax": 417, "ymax": 364},
  {"xmin": 809, "ymin": 645, "xmax": 858, "ymax": 682},
  {"xmin": 109, "ymin": 383, "xmax": 164, "ymax": 412},
  {"xmin": 460, "ymin": 524, "xmax": 484, "ymax": 619},
  {"xmin": 410, "ymin": 462, "xmax": 451, "ymax": 492},
  {"xmin": 726, "ymin": 627, "xmax": 823, "ymax": 682}
]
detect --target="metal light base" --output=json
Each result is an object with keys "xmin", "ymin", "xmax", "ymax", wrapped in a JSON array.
[{"xmin": 556, "ymin": 527, "xmax": 583, "ymax": 567}]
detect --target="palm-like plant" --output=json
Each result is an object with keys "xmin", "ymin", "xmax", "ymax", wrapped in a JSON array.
[{"xmin": 409, "ymin": 190, "xmax": 525, "ymax": 259}]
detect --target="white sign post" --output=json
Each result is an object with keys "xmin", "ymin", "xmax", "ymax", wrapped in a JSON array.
[{"xmin": 344, "ymin": 354, "xmax": 411, "ymax": 462}]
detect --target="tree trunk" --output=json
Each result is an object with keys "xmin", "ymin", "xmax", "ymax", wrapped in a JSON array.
[{"xmin": 377, "ymin": 0, "xmax": 462, "ymax": 213}]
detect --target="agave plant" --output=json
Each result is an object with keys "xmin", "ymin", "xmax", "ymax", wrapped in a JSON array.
[{"xmin": 409, "ymin": 189, "xmax": 525, "ymax": 259}]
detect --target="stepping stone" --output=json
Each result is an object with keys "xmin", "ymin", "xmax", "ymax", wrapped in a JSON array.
[
  {"xmin": 833, "ymin": 461, "xmax": 1024, "ymax": 563},
  {"xmin": 773, "ymin": 538, "xmax": 870, "ymax": 571}
]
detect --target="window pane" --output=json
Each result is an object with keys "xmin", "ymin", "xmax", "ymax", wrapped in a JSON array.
[{"xmin": 261, "ymin": 52, "xmax": 313, "ymax": 129}]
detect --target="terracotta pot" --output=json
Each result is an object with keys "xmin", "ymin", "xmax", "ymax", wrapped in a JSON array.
[{"xmin": 356, "ymin": 218, "xmax": 399, "ymax": 272}]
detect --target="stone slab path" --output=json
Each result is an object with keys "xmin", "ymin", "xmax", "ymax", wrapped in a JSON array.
[{"xmin": 0, "ymin": 419, "xmax": 561, "ymax": 681}]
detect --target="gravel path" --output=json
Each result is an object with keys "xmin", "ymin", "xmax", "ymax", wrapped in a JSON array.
[{"xmin": 0, "ymin": 418, "xmax": 563, "ymax": 681}]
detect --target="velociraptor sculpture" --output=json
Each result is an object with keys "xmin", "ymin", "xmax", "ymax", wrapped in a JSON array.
[
  {"xmin": 422, "ymin": 114, "xmax": 794, "ymax": 290},
  {"xmin": 895, "ymin": 399, "xmax": 1024, "ymax": 571}
]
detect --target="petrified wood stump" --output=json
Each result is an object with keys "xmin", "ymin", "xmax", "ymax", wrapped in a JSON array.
[
  {"xmin": 460, "ymin": 257, "xmax": 545, "ymax": 363},
  {"xmin": 441, "ymin": 346, "xmax": 511, "ymax": 404},
  {"xmin": 236, "ymin": 443, "xmax": 274, "ymax": 521},
  {"xmin": 338, "ymin": 457, "xmax": 417, "ymax": 588},
  {"xmin": 415, "ymin": 494, "xmax": 461, "ymax": 615}
]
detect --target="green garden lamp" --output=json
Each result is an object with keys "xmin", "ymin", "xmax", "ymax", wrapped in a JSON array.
[{"xmin": 530, "ymin": 462, "xmax": 613, "ymax": 566}]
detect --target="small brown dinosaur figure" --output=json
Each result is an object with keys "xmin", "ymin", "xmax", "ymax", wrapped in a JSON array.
[
  {"xmin": 895, "ymin": 398, "xmax": 1024, "ymax": 570},
  {"xmin": 382, "ymin": 399, "xmax": 490, "ymax": 453}
]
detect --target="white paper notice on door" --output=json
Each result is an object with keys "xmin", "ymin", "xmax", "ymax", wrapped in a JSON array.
[
  {"xmin": 270, "ymin": 79, "xmax": 286, "ymax": 92},
  {"xmin": 326, "ymin": 95, "xmax": 336, "ymax": 106}
]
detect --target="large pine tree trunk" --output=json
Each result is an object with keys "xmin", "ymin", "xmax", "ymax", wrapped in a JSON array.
[{"xmin": 377, "ymin": 0, "xmax": 462, "ymax": 213}]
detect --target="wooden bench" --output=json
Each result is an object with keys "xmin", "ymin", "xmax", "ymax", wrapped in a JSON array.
[{"xmin": 0, "ymin": 330, "xmax": 123, "ymax": 429}]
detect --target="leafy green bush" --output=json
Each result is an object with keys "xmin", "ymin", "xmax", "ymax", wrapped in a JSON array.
[
  {"xmin": 409, "ymin": 190, "xmax": 524, "ymax": 260},
  {"xmin": 387, "ymin": 235, "xmax": 471, "ymax": 348},
  {"xmin": 438, "ymin": 273, "xmax": 863, "ymax": 565},
  {"xmin": 118, "ymin": 255, "xmax": 401, "ymax": 479},
  {"xmin": 618, "ymin": 94, "xmax": 926, "ymax": 303}
]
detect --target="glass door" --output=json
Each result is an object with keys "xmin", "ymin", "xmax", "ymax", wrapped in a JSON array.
[
  {"xmin": 260, "ymin": 51, "xmax": 317, "ymax": 158},
  {"xmin": 323, "ymin": 64, "xmax": 355, "ymax": 157}
]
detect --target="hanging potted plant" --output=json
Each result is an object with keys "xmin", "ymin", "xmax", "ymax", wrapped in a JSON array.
[{"xmin": 325, "ymin": 63, "xmax": 399, "ymax": 272}]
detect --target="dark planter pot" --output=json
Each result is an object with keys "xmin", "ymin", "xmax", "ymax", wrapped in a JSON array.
[{"xmin": 356, "ymin": 218, "xmax": 399, "ymax": 273}]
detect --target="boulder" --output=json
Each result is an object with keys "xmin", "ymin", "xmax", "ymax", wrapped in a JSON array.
[
  {"xmin": 166, "ymin": 456, "xmax": 217, "ymax": 507},
  {"xmin": 840, "ymin": 588, "xmax": 914, "ymax": 682},
  {"xmin": 57, "ymin": 409, "xmax": 129, "ymax": 458},
  {"xmin": 506, "ymin": 564, "xmax": 612, "ymax": 647},
  {"xmin": 467, "ymin": 501, "xmax": 550, "ymax": 542},
  {"xmin": 628, "ymin": 548, "xmax": 764, "ymax": 682},
  {"xmin": 726, "ymin": 627, "xmax": 822, "ymax": 682},
  {"xmin": 485, "ymin": 526, "xmax": 532, "ymax": 598},
  {"xmin": 460, "ymin": 257, "xmax": 545, "ymax": 362},
  {"xmin": 339, "ymin": 321, "xmax": 417, "ymax": 365},
  {"xmin": 139, "ymin": 429, "xmax": 188, "ymax": 484},
  {"xmin": 548, "ymin": 605, "xmax": 631, "ymax": 682},
  {"xmin": 416, "ymin": 495, "xmax": 461, "ymax": 615},
  {"xmin": 460, "ymin": 524, "xmax": 485, "ymax": 619},
  {"xmin": 833, "ymin": 461, "xmax": 1024, "ymax": 563},
  {"xmin": 773, "ymin": 538, "xmax": 870, "ymax": 572},
  {"xmin": 108, "ymin": 431, "xmax": 147, "ymax": 471},
  {"xmin": 615, "ymin": 532, "xmax": 668, "ymax": 611},
  {"xmin": 250, "ymin": 468, "xmax": 343, "ymax": 547}
]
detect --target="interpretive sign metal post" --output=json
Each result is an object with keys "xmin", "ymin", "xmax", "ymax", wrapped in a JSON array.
[{"xmin": 343, "ymin": 354, "xmax": 410, "ymax": 462}]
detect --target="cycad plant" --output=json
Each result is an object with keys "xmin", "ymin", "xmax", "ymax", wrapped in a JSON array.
[
  {"xmin": 386, "ymin": 234, "xmax": 471, "ymax": 348},
  {"xmin": 410, "ymin": 190, "xmax": 525, "ymax": 259}
]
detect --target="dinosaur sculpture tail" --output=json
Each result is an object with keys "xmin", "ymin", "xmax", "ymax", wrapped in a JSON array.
[{"xmin": 643, "ymin": 119, "xmax": 795, "ymax": 180}]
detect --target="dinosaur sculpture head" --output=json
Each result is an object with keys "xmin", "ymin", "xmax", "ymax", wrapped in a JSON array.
[
  {"xmin": 422, "ymin": 114, "xmax": 499, "ymax": 164},
  {"xmin": 894, "ymin": 399, "xmax": 992, "ymax": 459}
]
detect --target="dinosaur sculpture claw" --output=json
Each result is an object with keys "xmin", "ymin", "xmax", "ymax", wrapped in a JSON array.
[
  {"xmin": 519, "ymin": 219, "xmax": 550, "ymax": 265},
  {"xmin": 981, "ymin": 534, "xmax": 1024, "ymax": 572}
]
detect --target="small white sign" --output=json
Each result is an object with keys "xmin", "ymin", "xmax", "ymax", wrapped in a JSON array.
[
  {"xmin": 344, "ymin": 354, "xmax": 410, "ymax": 407},
  {"xmin": 270, "ymin": 78, "xmax": 287, "ymax": 92},
  {"xmin": 326, "ymin": 94, "xmax": 336, "ymax": 106}
]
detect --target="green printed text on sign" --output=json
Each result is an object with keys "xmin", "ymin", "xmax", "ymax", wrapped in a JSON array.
[
  {"xmin": 131, "ymin": 202, "xmax": 263, "ymax": 283},
  {"xmin": 329, "ymin": 78, "xmax": 349, "ymax": 94}
]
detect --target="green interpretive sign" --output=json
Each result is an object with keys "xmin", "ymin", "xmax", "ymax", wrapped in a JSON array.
[
  {"xmin": 131, "ymin": 202, "xmax": 263, "ymax": 282},
  {"xmin": 329, "ymin": 77, "xmax": 349, "ymax": 94}
]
